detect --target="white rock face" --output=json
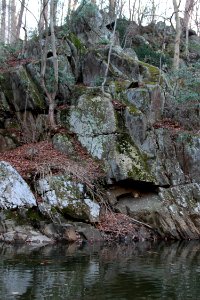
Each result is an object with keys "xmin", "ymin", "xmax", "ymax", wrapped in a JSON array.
[{"xmin": 0, "ymin": 161, "xmax": 37, "ymax": 209}]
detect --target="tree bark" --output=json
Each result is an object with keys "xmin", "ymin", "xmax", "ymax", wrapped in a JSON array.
[
  {"xmin": 67, "ymin": 0, "xmax": 72, "ymax": 18},
  {"xmin": 102, "ymin": 13, "xmax": 118, "ymax": 94},
  {"xmin": 39, "ymin": 0, "xmax": 57, "ymax": 128},
  {"xmin": 0, "ymin": 0, "xmax": 6, "ymax": 43},
  {"xmin": 38, "ymin": 0, "xmax": 49, "ymax": 33},
  {"xmin": 16, "ymin": 0, "xmax": 25, "ymax": 41},
  {"xmin": 183, "ymin": 0, "xmax": 195, "ymax": 59},
  {"xmin": 50, "ymin": 0, "xmax": 58, "ymax": 88},
  {"xmin": 10, "ymin": 0, "xmax": 17, "ymax": 43},
  {"xmin": 109, "ymin": 0, "xmax": 116, "ymax": 19},
  {"xmin": 173, "ymin": 0, "xmax": 181, "ymax": 70}
]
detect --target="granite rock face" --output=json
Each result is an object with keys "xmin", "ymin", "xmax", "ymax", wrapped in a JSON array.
[
  {"xmin": 0, "ymin": 2, "xmax": 200, "ymax": 241},
  {"xmin": 36, "ymin": 175, "xmax": 100, "ymax": 223},
  {"xmin": 0, "ymin": 161, "xmax": 37, "ymax": 209},
  {"xmin": 69, "ymin": 91, "xmax": 153, "ymax": 182},
  {"xmin": 116, "ymin": 183, "xmax": 200, "ymax": 240}
]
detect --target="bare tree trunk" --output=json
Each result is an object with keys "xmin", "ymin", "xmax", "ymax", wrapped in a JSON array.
[
  {"xmin": 16, "ymin": 0, "xmax": 25, "ymax": 41},
  {"xmin": 10, "ymin": 0, "xmax": 17, "ymax": 43},
  {"xmin": 118, "ymin": 0, "xmax": 125, "ymax": 18},
  {"xmin": 67, "ymin": 0, "xmax": 72, "ymax": 18},
  {"xmin": 60, "ymin": 0, "xmax": 64, "ymax": 25},
  {"xmin": 72, "ymin": 0, "xmax": 78, "ymax": 11},
  {"xmin": 38, "ymin": 0, "xmax": 48, "ymax": 33},
  {"xmin": 109, "ymin": 0, "xmax": 116, "ymax": 19},
  {"xmin": 128, "ymin": 0, "xmax": 135, "ymax": 21},
  {"xmin": 194, "ymin": 2, "xmax": 200, "ymax": 36},
  {"xmin": 137, "ymin": 0, "xmax": 141, "ymax": 26},
  {"xmin": 150, "ymin": 0, "xmax": 156, "ymax": 24},
  {"xmin": 0, "ymin": 0, "xmax": 6, "ymax": 43},
  {"xmin": 21, "ymin": 6, "xmax": 28, "ymax": 56},
  {"xmin": 7, "ymin": 0, "xmax": 11, "ymax": 42},
  {"xmin": 173, "ymin": 0, "xmax": 181, "ymax": 70},
  {"xmin": 128, "ymin": 0, "xmax": 131, "ymax": 21},
  {"xmin": 49, "ymin": 0, "xmax": 58, "ymax": 127},
  {"xmin": 183, "ymin": 0, "xmax": 195, "ymax": 59},
  {"xmin": 102, "ymin": 4, "xmax": 118, "ymax": 94},
  {"xmin": 132, "ymin": 0, "xmax": 137, "ymax": 21},
  {"xmin": 50, "ymin": 0, "xmax": 58, "ymax": 91},
  {"xmin": 52, "ymin": 0, "xmax": 58, "ymax": 26},
  {"xmin": 40, "ymin": 0, "xmax": 58, "ymax": 128}
]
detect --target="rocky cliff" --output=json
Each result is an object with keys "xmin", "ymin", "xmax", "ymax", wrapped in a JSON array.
[{"xmin": 0, "ymin": 2, "xmax": 200, "ymax": 243}]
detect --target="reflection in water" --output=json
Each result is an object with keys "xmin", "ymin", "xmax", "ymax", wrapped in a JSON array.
[{"xmin": 0, "ymin": 241, "xmax": 200, "ymax": 299}]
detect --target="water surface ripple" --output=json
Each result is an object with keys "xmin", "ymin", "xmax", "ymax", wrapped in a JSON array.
[{"xmin": 0, "ymin": 241, "xmax": 199, "ymax": 299}]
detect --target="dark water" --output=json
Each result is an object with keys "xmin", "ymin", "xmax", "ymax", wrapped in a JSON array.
[{"xmin": 0, "ymin": 241, "xmax": 200, "ymax": 300}]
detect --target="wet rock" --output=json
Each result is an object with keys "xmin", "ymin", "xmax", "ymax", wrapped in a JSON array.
[
  {"xmin": 74, "ymin": 222, "xmax": 103, "ymax": 241},
  {"xmin": 41, "ymin": 223, "xmax": 78, "ymax": 242},
  {"xmin": 0, "ymin": 214, "xmax": 52, "ymax": 244},
  {"xmin": 0, "ymin": 226, "xmax": 52, "ymax": 244}
]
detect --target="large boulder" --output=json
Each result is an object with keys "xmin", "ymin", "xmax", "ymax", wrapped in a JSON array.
[
  {"xmin": 26, "ymin": 56, "xmax": 76, "ymax": 104},
  {"xmin": 0, "ymin": 130, "xmax": 18, "ymax": 152},
  {"xmin": 70, "ymin": 2, "xmax": 112, "ymax": 46},
  {"xmin": 127, "ymin": 128, "xmax": 200, "ymax": 186},
  {"xmin": 0, "ymin": 219, "xmax": 52, "ymax": 244},
  {"xmin": 81, "ymin": 51, "xmax": 107, "ymax": 86},
  {"xmin": 0, "ymin": 161, "xmax": 37, "ymax": 209},
  {"xmin": 0, "ymin": 66, "xmax": 45, "ymax": 112},
  {"xmin": 69, "ymin": 91, "xmax": 154, "ymax": 182},
  {"xmin": 52, "ymin": 133, "xmax": 75, "ymax": 156},
  {"xmin": 36, "ymin": 175, "xmax": 100, "ymax": 223},
  {"xmin": 115, "ymin": 183, "xmax": 200, "ymax": 240},
  {"xmin": 126, "ymin": 84, "xmax": 165, "ymax": 126},
  {"xmin": 82, "ymin": 46, "xmax": 140, "ymax": 87}
]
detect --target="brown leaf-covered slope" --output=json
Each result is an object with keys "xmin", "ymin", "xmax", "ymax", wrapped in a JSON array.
[{"xmin": 0, "ymin": 139, "xmax": 104, "ymax": 185}]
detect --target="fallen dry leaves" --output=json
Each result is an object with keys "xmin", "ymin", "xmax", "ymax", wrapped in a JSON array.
[
  {"xmin": 0, "ymin": 139, "xmax": 105, "ymax": 185},
  {"xmin": 153, "ymin": 118, "xmax": 183, "ymax": 131},
  {"xmin": 97, "ymin": 211, "xmax": 155, "ymax": 242}
]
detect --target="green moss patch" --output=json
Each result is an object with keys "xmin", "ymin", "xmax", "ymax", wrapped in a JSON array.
[
  {"xmin": 139, "ymin": 61, "xmax": 160, "ymax": 84},
  {"xmin": 19, "ymin": 66, "xmax": 45, "ymax": 109}
]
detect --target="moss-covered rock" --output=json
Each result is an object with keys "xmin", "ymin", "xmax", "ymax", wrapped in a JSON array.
[
  {"xmin": 0, "ymin": 66, "xmax": 45, "ymax": 112},
  {"xmin": 36, "ymin": 175, "xmax": 100, "ymax": 222},
  {"xmin": 69, "ymin": 2, "xmax": 112, "ymax": 46},
  {"xmin": 138, "ymin": 61, "xmax": 160, "ymax": 84},
  {"xmin": 70, "ymin": 92, "xmax": 116, "ymax": 160},
  {"xmin": 126, "ymin": 84, "xmax": 165, "ymax": 126},
  {"xmin": 52, "ymin": 133, "xmax": 75, "ymax": 156},
  {"xmin": 0, "ymin": 131, "xmax": 18, "ymax": 152},
  {"xmin": 110, "ymin": 134, "xmax": 154, "ymax": 182},
  {"xmin": 69, "ymin": 91, "xmax": 154, "ymax": 182}
]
